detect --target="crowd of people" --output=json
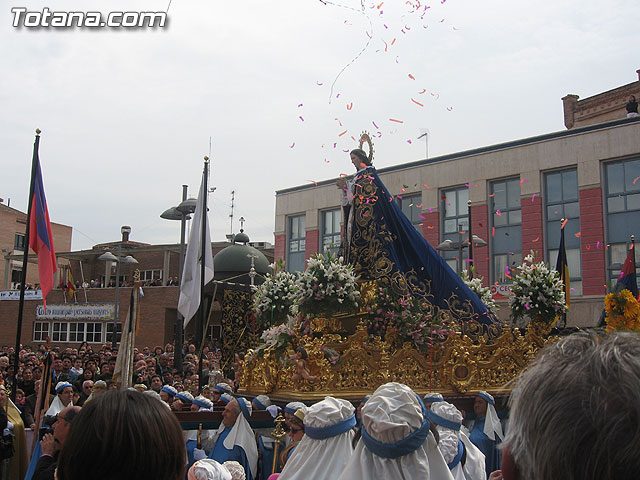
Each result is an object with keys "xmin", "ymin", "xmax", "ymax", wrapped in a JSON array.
[{"xmin": 1, "ymin": 330, "xmax": 639, "ymax": 480}]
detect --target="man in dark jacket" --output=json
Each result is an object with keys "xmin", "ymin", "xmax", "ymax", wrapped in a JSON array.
[{"xmin": 32, "ymin": 406, "xmax": 81, "ymax": 480}]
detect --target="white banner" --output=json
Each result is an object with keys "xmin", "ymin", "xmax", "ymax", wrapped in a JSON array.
[
  {"xmin": 0, "ymin": 290, "xmax": 43, "ymax": 300},
  {"xmin": 35, "ymin": 303, "xmax": 115, "ymax": 320}
]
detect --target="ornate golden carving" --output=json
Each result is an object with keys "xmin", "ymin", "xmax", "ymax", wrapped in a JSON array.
[{"xmin": 238, "ymin": 314, "xmax": 557, "ymax": 400}]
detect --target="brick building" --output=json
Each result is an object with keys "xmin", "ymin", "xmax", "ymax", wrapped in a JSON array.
[
  {"xmin": 0, "ymin": 200, "xmax": 72, "ymax": 289},
  {"xmin": 275, "ymin": 72, "xmax": 640, "ymax": 327},
  {"xmin": 0, "ymin": 226, "xmax": 274, "ymax": 349}
]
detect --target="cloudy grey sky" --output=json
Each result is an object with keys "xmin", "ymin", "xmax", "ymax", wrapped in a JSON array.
[{"xmin": 2, "ymin": 0, "xmax": 638, "ymax": 251}]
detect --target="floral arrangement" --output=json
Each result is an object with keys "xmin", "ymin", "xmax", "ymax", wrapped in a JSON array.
[
  {"xmin": 295, "ymin": 252, "xmax": 360, "ymax": 317},
  {"xmin": 509, "ymin": 251, "xmax": 567, "ymax": 324},
  {"xmin": 604, "ymin": 289, "xmax": 640, "ymax": 332},
  {"xmin": 365, "ymin": 283, "xmax": 454, "ymax": 354},
  {"xmin": 251, "ymin": 316, "xmax": 297, "ymax": 359},
  {"xmin": 460, "ymin": 269, "xmax": 498, "ymax": 312},
  {"xmin": 253, "ymin": 266, "xmax": 298, "ymax": 325}
]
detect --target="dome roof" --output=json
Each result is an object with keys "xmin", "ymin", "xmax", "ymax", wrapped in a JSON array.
[{"xmin": 213, "ymin": 230, "xmax": 271, "ymax": 284}]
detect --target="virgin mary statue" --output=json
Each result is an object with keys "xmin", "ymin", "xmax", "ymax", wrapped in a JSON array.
[{"xmin": 338, "ymin": 134, "xmax": 500, "ymax": 337}]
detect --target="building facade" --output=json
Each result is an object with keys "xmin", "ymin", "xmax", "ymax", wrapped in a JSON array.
[
  {"xmin": 0, "ymin": 226, "xmax": 274, "ymax": 349},
  {"xmin": 275, "ymin": 117, "xmax": 640, "ymax": 327},
  {"xmin": 0, "ymin": 201, "xmax": 72, "ymax": 289}
]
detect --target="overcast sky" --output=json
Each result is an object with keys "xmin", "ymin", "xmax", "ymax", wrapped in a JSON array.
[{"xmin": 2, "ymin": 0, "xmax": 638, "ymax": 252}]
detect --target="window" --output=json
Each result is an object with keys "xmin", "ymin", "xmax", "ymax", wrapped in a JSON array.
[
  {"xmin": 105, "ymin": 323, "xmax": 122, "ymax": 344},
  {"xmin": 68, "ymin": 322, "xmax": 86, "ymax": 342},
  {"xmin": 605, "ymin": 158, "xmax": 640, "ymax": 289},
  {"xmin": 33, "ymin": 321, "xmax": 106, "ymax": 343},
  {"xmin": 140, "ymin": 270, "xmax": 162, "ymax": 282},
  {"xmin": 440, "ymin": 187, "xmax": 469, "ymax": 273},
  {"xmin": 33, "ymin": 322, "xmax": 50, "ymax": 342},
  {"xmin": 52, "ymin": 322, "xmax": 68, "ymax": 342},
  {"xmin": 545, "ymin": 169, "xmax": 581, "ymax": 295},
  {"xmin": 14, "ymin": 233, "xmax": 26, "ymax": 251},
  {"xmin": 490, "ymin": 178, "xmax": 522, "ymax": 283},
  {"xmin": 321, "ymin": 209, "xmax": 342, "ymax": 256},
  {"xmin": 397, "ymin": 193, "xmax": 423, "ymax": 229},
  {"xmin": 287, "ymin": 214, "xmax": 306, "ymax": 273},
  {"xmin": 86, "ymin": 322, "xmax": 103, "ymax": 343}
]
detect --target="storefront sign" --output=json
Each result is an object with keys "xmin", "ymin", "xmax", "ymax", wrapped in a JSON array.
[{"xmin": 36, "ymin": 303, "xmax": 115, "ymax": 320}]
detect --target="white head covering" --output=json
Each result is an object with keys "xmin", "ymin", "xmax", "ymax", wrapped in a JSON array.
[
  {"xmin": 45, "ymin": 382, "xmax": 73, "ymax": 416},
  {"xmin": 279, "ymin": 396, "xmax": 356, "ymax": 480},
  {"xmin": 188, "ymin": 459, "xmax": 232, "ymax": 480},
  {"xmin": 176, "ymin": 391, "xmax": 194, "ymax": 404},
  {"xmin": 430, "ymin": 402, "xmax": 486, "ymax": 480},
  {"xmin": 161, "ymin": 385, "xmax": 178, "ymax": 397},
  {"xmin": 476, "ymin": 391, "xmax": 503, "ymax": 441},
  {"xmin": 284, "ymin": 401, "xmax": 306, "ymax": 416},
  {"xmin": 338, "ymin": 382, "xmax": 454, "ymax": 480},
  {"xmin": 423, "ymin": 392, "xmax": 444, "ymax": 405},
  {"xmin": 216, "ymin": 398, "xmax": 258, "ymax": 480},
  {"xmin": 214, "ymin": 383, "xmax": 234, "ymax": 395},
  {"xmin": 194, "ymin": 395, "xmax": 214, "ymax": 410},
  {"xmin": 220, "ymin": 393, "xmax": 234, "ymax": 404},
  {"xmin": 223, "ymin": 460, "xmax": 246, "ymax": 480},
  {"xmin": 252, "ymin": 394, "xmax": 271, "ymax": 410},
  {"xmin": 266, "ymin": 405, "xmax": 281, "ymax": 419}
]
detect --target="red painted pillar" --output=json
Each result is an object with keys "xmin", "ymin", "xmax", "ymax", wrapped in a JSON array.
[
  {"xmin": 470, "ymin": 204, "xmax": 490, "ymax": 284},
  {"xmin": 521, "ymin": 195, "xmax": 544, "ymax": 261},
  {"xmin": 274, "ymin": 233, "xmax": 286, "ymax": 264},
  {"xmin": 422, "ymin": 211, "xmax": 440, "ymax": 247},
  {"xmin": 579, "ymin": 187, "xmax": 606, "ymax": 295},
  {"xmin": 305, "ymin": 229, "xmax": 320, "ymax": 261}
]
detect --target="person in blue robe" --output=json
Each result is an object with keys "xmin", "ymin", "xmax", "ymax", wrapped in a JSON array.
[
  {"xmin": 209, "ymin": 397, "xmax": 257, "ymax": 480},
  {"xmin": 468, "ymin": 391, "xmax": 503, "ymax": 478},
  {"xmin": 339, "ymin": 146, "xmax": 500, "ymax": 338}
]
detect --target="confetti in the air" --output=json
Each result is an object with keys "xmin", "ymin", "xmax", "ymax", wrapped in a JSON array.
[
  {"xmin": 389, "ymin": 118, "xmax": 404, "ymax": 123},
  {"xmin": 411, "ymin": 98, "xmax": 424, "ymax": 107}
]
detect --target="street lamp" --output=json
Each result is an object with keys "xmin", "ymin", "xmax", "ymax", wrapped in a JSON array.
[
  {"xmin": 161, "ymin": 185, "xmax": 197, "ymax": 372},
  {"xmin": 436, "ymin": 234, "xmax": 487, "ymax": 275},
  {"xmin": 98, "ymin": 232, "xmax": 138, "ymax": 348}
]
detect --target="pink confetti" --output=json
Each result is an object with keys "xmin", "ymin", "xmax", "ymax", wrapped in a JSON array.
[
  {"xmin": 346, "ymin": 103, "xmax": 353, "ymax": 110},
  {"xmin": 407, "ymin": 139, "xmax": 412, "ymax": 144},
  {"xmin": 372, "ymin": 121, "xmax": 379, "ymax": 129},
  {"xmin": 496, "ymin": 210, "xmax": 502, "ymax": 216},
  {"xmin": 316, "ymin": 81, "xmax": 323, "ymax": 86},
  {"xmin": 597, "ymin": 241, "xmax": 601, "ymax": 249},
  {"xmin": 289, "ymin": 142, "xmax": 295, "ymax": 148},
  {"xmin": 447, "ymin": 106, "xmax": 453, "ymax": 111},
  {"xmin": 411, "ymin": 98, "xmax": 424, "ymax": 107},
  {"xmin": 531, "ymin": 193, "xmax": 536, "ymax": 202},
  {"xmin": 299, "ymin": 116, "xmax": 304, "ymax": 122},
  {"xmin": 298, "ymin": 103, "xmax": 303, "ymax": 107}
]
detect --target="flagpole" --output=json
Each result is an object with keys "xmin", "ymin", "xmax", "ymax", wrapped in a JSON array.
[
  {"xmin": 197, "ymin": 156, "xmax": 209, "ymax": 389},
  {"xmin": 12, "ymin": 129, "xmax": 41, "ymax": 402}
]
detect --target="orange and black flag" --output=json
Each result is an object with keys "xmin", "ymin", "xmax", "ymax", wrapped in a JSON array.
[
  {"xmin": 553, "ymin": 221, "xmax": 570, "ymax": 325},
  {"xmin": 65, "ymin": 266, "xmax": 75, "ymax": 299}
]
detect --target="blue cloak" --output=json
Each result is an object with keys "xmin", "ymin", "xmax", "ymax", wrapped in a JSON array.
[{"xmin": 344, "ymin": 166, "xmax": 500, "ymax": 337}]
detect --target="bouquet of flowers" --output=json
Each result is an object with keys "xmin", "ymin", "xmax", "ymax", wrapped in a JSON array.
[
  {"xmin": 252, "ymin": 316, "xmax": 297, "ymax": 359},
  {"xmin": 460, "ymin": 269, "xmax": 498, "ymax": 312},
  {"xmin": 294, "ymin": 252, "xmax": 360, "ymax": 317},
  {"xmin": 365, "ymin": 283, "xmax": 454, "ymax": 353},
  {"xmin": 509, "ymin": 251, "xmax": 567, "ymax": 324},
  {"xmin": 253, "ymin": 268, "xmax": 298, "ymax": 325},
  {"xmin": 604, "ymin": 289, "xmax": 640, "ymax": 332}
]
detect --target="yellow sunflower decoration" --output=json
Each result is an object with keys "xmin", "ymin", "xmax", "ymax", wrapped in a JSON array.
[{"xmin": 605, "ymin": 289, "xmax": 640, "ymax": 332}]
